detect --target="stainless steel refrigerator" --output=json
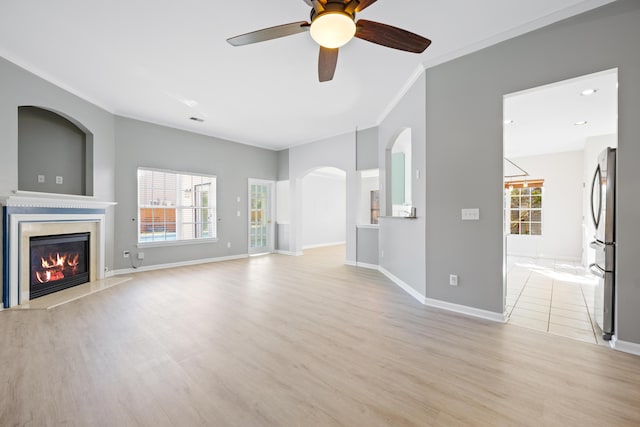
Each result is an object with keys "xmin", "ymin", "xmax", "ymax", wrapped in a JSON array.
[{"xmin": 589, "ymin": 147, "xmax": 616, "ymax": 340}]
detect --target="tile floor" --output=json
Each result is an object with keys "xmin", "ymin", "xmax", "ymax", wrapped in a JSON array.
[{"xmin": 506, "ymin": 256, "xmax": 603, "ymax": 345}]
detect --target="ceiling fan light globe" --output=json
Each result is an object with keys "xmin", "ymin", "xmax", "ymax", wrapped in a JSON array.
[{"xmin": 310, "ymin": 12, "xmax": 356, "ymax": 48}]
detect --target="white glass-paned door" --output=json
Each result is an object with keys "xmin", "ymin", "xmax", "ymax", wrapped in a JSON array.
[{"xmin": 249, "ymin": 180, "xmax": 274, "ymax": 254}]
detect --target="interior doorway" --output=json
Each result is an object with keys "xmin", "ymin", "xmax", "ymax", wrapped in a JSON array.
[
  {"xmin": 301, "ymin": 167, "xmax": 346, "ymax": 258},
  {"xmin": 248, "ymin": 179, "xmax": 275, "ymax": 255},
  {"xmin": 503, "ymin": 69, "xmax": 618, "ymax": 344}
]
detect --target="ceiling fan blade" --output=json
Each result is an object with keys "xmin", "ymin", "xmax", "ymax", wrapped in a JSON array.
[
  {"xmin": 355, "ymin": 0, "xmax": 378, "ymax": 12},
  {"xmin": 318, "ymin": 47, "xmax": 338, "ymax": 82},
  {"xmin": 227, "ymin": 22, "xmax": 310, "ymax": 46},
  {"xmin": 355, "ymin": 19, "xmax": 431, "ymax": 53}
]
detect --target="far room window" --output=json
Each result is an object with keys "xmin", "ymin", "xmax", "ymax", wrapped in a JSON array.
[
  {"xmin": 137, "ymin": 168, "xmax": 217, "ymax": 243},
  {"xmin": 505, "ymin": 180, "xmax": 543, "ymax": 236}
]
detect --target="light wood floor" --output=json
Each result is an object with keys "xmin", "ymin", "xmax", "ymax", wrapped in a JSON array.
[{"xmin": 1, "ymin": 246, "xmax": 639, "ymax": 426}]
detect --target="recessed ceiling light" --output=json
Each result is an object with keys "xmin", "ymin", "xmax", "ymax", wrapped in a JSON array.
[
  {"xmin": 190, "ymin": 117, "xmax": 205, "ymax": 122},
  {"xmin": 182, "ymin": 99, "xmax": 199, "ymax": 108},
  {"xmin": 580, "ymin": 88, "xmax": 598, "ymax": 96},
  {"xmin": 574, "ymin": 120, "xmax": 588, "ymax": 126},
  {"xmin": 503, "ymin": 119, "xmax": 514, "ymax": 125}
]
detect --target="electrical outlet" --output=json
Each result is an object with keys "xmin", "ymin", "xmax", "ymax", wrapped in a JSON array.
[
  {"xmin": 449, "ymin": 274, "xmax": 458, "ymax": 286},
  {"xmin": 55, "ymin": 176, "xmax": 63, "ymax": 185},
  {"xmin": 236, "ymin": 210, "xmax": 241, "ymax": 217},
  {"xmin": 227, "ymin": 242, "xmax": 231, "ymax": 248},
  {"xmin": 237, "ymin": 196, "xmax": 241, "ymax": 202},
  {"xmin": 137, "ymin": 252, "xmax": 144, "ymax": 260},
  {"xmin": 123, "ymin": 250, "xmax": 130, "ymax": 258}
]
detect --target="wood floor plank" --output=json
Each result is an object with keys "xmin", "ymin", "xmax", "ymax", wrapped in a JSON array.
[{"xmin": 1, "ymin": 246, "xmax": 639, "ymax": 426}]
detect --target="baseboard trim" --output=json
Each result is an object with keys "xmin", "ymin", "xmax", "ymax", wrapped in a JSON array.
[
  {"xmin": 275, "ymin": 250, "xmax": 303, "ymax": 256},
  {"xmin": 110, "ymin": 254, "xmax": 249, "ymax": 276},
  {"xmin": 356, "ymin": 262, "xmax": 379, "ymax": 270},
  {"xmin": 302, "ymin": 242, "xmax": 346, "ymax": 250},
  {"xmin": 610, "ymin": 335, "xmax": 640, "ymax": 356},
  {"xmin": 379, "ymin": 266, "xmax": 426, "ymax": 305},
  {"xmin": 507, "ymin": 252, "xmax": 581, "ymax": 262},
  {"xmin": 424, "ymin": 297, "xmax": 507, "ymax": 323},
  {"xmin": 378, "ymin": 266, "xmax": 505, "ymax": 323}
]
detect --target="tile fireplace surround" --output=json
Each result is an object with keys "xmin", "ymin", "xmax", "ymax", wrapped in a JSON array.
[{"xmin": 1, "ymin": 193, "xmax": 116, "ymax": 309}]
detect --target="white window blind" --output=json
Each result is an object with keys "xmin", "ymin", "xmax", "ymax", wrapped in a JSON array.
[{"xmin": 137, "ymin": 168, "xmax": 217, "ymax": 243}]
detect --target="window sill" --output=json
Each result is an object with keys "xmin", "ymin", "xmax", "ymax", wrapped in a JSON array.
[{"xmin": 137, "ymin": 238, "xmax": 219, "ymax": 249}]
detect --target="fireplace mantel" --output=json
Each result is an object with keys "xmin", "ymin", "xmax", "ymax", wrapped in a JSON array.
[
  {"xmin": 0, "ymin": 191, "xmax": 117, "ymax": 209},
  {"xmin": 1, "ymin": 194, "xmax": 116, "ymax": 309}
]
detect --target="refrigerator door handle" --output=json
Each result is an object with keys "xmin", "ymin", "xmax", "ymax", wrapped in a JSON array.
[
  {"xmin": 589, "ymin": 263, "xmax": 606, "ymax": 278},
  {"xmin": 591, "ymin": 164, "xmax": 602, "ymax": 230}
]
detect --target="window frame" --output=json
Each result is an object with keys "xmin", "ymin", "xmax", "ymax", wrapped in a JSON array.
[
  {"xmin": 504, "ymin": 180, "xmax": 543, "ymax": 237},
  {"xmin": 137, "ymin": 167, "xmax": 218, "ymax": 247}
]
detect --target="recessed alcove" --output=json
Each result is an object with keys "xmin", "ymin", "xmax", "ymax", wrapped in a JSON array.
[{"xmin": 18, "ymin": 106, "xmax": 94, "ymax": 196}]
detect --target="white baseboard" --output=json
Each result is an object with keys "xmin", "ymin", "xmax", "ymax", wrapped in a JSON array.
[
  {"xmin": 378, "ymin": 266, "xmax": 426, "ymax": 305},
  {"xmin": 355, "ymin": 262, "xmax": 379, "ymax": 270},
  {"xmin": 507, "ymin": 252, "xmax": 581, "ymax": 262},
  {"xmin": 378, "ymin": 266, "xmax": 505, "ymax": 323},
  {"xmin": 110, "ymin": 254, "xmax": 249, "ymax": 276},
  {"xmin": 424, "ymin": 297, "xmax": 507, "ymax": 323},
  {"xmin": 302, "ymin": 241, "xmax": 346, "ymax": 250},
  {"xmin": 275, "ymin": 250, "xmax": 303, "ymax": 256},
  {"xmin": 610, "ymin": 335, "xmax": 640, "ymax": 356}
]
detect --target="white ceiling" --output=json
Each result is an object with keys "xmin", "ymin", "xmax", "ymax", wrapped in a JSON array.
[
  {"xmin": 0, "ymin": 0, "xmax": 615, "ymax": 150},
  {"xmin": 504, "ymin": 69, "xmax": 618, "ymax": 159}
]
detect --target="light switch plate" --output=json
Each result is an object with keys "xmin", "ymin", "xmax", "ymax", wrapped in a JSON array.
[
  {"xmin": 461, "ymin": 208, "xmax": 480, "ymax": 221},
  {"xmin": 37, "ymin": 175, "xmax": 45, "ymax": 183}
]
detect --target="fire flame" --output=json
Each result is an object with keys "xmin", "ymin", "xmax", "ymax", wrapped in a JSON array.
[{"xmin": 34, "ymin": 252, "xmax": 81, "ymax": 284}]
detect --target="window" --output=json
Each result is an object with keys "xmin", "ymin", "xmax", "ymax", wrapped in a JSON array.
[
  {"xmin": 505, "ymin": 180, "xmax": 543, "ymax": 236},
  {"xmin": 137, "ymin": 168, "xmax": 216, "ymax": 243}
]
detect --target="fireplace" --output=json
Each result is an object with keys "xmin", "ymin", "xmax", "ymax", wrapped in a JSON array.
[{"xmin": 29, "ymin": 232, "xmax": 90, "ymax": 299}]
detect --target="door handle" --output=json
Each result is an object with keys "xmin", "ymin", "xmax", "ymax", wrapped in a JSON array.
[
  {"xmin": 589, "ymin": 263, "xmax": 606, "ymax": 278},
  {"xmin": 589, "ymin": 240, "xmax": 602, "ymax": 250},
  {"xmin": 591, "ymin": 165, "xmax": 602, "ymax": 229}
]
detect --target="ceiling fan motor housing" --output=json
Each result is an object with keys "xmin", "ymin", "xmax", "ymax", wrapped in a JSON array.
[{"xmin": 310, "ymin": 1, "xmax": 356, "ymax": 22}]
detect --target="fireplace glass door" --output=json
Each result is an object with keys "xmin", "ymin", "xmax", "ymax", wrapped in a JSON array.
[{"xmin": 30, "ymin": 232, "xmax": 90, "ymax": 299}]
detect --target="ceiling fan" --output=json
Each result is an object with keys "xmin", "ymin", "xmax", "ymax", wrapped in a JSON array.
[{"xmin": 227, "ymin": 0, "xmax": 431, "ymax": 82}]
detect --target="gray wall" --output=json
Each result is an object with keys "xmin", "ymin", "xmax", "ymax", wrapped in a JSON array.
[
  {"xmin": 356, "ymin": 127, "xmax": 379, "ymax": 171},
  {"xmin": 0, "ymin": 56, "xmax": 116, "ymax": 270},
  {"xmin": 356, "ymin": 227, "xmax": 379, "ymax": 265},
  {"xmin": 113, "ymin": 116, "xmax": 278, "ymax": 270},
  {"xmin": 423, "ymin": 0, "xmax": 640, "ymax": 343},
  {"xmin": 378, "ymin": 73, "xmax": 426, "ymax": 294},
  {"xmin": 18, "ymin": 106, "xmax": 88, "ymax": 195},
  {"xmin": 277, "ymin": 149, "xmax": 289, "ymax": 181}
]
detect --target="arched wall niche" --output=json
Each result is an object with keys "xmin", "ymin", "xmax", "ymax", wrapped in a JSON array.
[
  {"xmin": 386, "ymin": 127, "xmax": 412, "ymax": 216},
  {"xmin": 18, "ymin": 106, "xmax": 94, "ymax": 196}
]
